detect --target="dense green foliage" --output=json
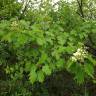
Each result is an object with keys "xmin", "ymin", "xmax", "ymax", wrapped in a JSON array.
[{"xmin": 0, "ymin": 0, "xmax": 96, "ymax": 96}]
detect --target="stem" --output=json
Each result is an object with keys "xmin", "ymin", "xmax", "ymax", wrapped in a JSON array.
[
  {"xmin": 76, "ymin": 0, "xmax": 84, "ymax": 18},
  {"xmin": 84, "ymin": 80, "xmax": 88, "ymax": 96}
]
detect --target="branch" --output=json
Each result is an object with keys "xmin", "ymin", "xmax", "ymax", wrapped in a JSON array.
[
  {"xmin": 76, "ymin": 0, "xmax": 84, "ymax": 18},
  {"xmin": 19, "ymin": 0, "xmax": 30, "ymax": 19}
]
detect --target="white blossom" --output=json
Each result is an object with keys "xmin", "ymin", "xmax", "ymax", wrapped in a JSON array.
[
  {"xmin": 71, "ymin": 47, "xmax": 88, "ymax": 62},
  {"xmin": 71, "ymin": 56, "xmax": 77, "ymax": 62},
  {"xmin": 11, "ymin": 21, "xmax": 18, "ymax": 27}
]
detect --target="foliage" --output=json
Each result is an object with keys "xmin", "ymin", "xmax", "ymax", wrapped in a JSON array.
[{"xmin": 0, "ymin": 0, "xmax": 96, "ymax": 95}]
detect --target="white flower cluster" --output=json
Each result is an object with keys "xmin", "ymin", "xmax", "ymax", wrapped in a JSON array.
[
  {"xmin": 71, "ymin": 47, "xmax": 88, "ymax": 62},
  {"xmin": 11, "ymin": 21, "xmax": 18, "ymax": 27}
]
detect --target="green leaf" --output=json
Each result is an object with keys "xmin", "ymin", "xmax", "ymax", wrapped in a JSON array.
[
  {"xmin": 37, "ymin": 70, "xmax": 45, "ymax": 83},
  {"xmin": 38, "ymin": 52, "xmax": 47, "ymax": 64},
  {"xmin": 25, "ymin": 62, "xmax": 32, "ymax": 72},
  {"xmin": 93, "ymin": 80, "xmax": 96, "ymax": 84},
  {"xmin": 42, "ymin": 65, "xmax": 52, "ymax": 75},
  {"xmin": 87, "ymin": 55, "xmax": 96, "ymax": 66},
  {"xmin": 2, "ymin": 33, "xmax": 12, "ymax": 42},
  {"xmin": 67, "ymin": 60, "xmax": 74, "ymax": 69},
  {"xmin": 74, "ymin": 67, "xmax": 85, "ymax": 84},
  {"xmin": 29, "ymin": 65, "xmax": 37, "ymax": 84},
  {"xmin": 36, "ymin": 37, "xmax": 45, "ymax": 45},
  {"xmin": 56, "ymin": 59, "xmax": 64, "ymax": 69},
  {"xmin": 84, "ymin": 63, "xmax": 94, "ymax": 78}
]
